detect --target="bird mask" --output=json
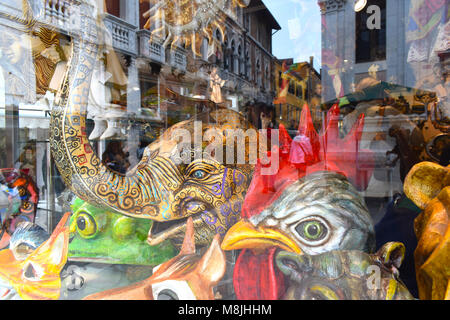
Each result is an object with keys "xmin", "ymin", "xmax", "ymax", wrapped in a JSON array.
[{"xmin": 222, "ymin": 104, "xmax": 376, "ymax": 300}]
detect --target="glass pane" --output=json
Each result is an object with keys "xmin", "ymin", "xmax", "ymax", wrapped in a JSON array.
[{"xmin": 0, "ymin": 0, "xmax": 448, "ymax": 302}]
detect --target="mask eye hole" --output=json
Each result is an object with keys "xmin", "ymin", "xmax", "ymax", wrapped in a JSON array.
[
  {"xmin": 13, "ymin": 243, "xmax": 35, "ymax": 261},
  {"xmin": 294, "ymin": 217, "xmax": 329, "ymax": 244},
  {"xmin": 22, "ymin": 262, "xmax": 40, "ymax": 281},
  {"xmin": 157, "ymin": 289, "xmax": 179, "ymax": 300},
  {"xmin": 76, "ymin": 212, "xmax": 97, "ymax": 239}
]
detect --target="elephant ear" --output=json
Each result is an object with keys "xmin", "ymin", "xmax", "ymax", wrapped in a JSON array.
[
  {"xmin": 404, "ymin": 162, "xmax": 450, "ymax": 210},
  {"xmin": 376, "ymin": 242, "xmax": 405, "ymax": 270}
]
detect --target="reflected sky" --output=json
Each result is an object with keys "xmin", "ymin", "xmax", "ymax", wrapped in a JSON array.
[{"xmin": 264, "ymin": 0, "xmax": 322, "ymax": 70}]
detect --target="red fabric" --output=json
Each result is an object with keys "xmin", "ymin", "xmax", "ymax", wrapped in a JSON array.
[
  {"xmin": 0, "ymin": 231, "xmax": 10, "ymax": 250},
  {"xmin": 233, "ymin": 247, "xmax": 285, "ymax": 300},
  {"xmin": 242, "ymin": 104, "xmax": 374, "ymax": 220},
  {"xmin": 235, "ymin": 104, "xmax": 375, "ymax": 300}
]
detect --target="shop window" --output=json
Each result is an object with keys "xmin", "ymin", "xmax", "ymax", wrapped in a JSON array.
[{"xmin": 1, "ymin": 0, "xmax": 449, "ymax": 303}]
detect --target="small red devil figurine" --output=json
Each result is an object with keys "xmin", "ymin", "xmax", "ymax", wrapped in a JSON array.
[{"xmin": 0, "ymin": 169, "xmax": 39, "ymax": 249}]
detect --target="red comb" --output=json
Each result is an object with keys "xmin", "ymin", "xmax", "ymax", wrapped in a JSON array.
[{"xmin": 242, "ymin": 104, "xmax": 374, "ymax": 219}]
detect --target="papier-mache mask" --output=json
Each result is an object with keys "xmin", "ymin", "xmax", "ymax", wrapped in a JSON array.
[
  {"xmin": 0, "ymin": 212, "xmax": 69, "ymax": 300},
  {"xmin": 221, "ymin": 104, "xmax": 376, "ymax": 300},
  {"xmin": 404, "ymin": 161, "xmax": 450, "ymax": 300},
  {"xmin": 276, "ymin": 242, "xmax": 414, "ymax": 300},
  {"xmin": 84, "ymin": 217, "xmax": 226, "ymax": 300},
  {"xmin": 68, "ymin": 197, "xmax": 176, "ymax": 266},
  {"xmin": 48, "ymin": 0, "xmax": 255, "ymax": 249}
]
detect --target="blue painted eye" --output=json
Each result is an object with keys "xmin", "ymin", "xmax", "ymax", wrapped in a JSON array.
[{"xmin": 192, "ymin": 170, "xmax": 207, "ymax": 179}]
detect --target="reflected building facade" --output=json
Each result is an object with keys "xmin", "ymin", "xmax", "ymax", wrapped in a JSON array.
[{"xmin": 318, "ymin": 0, "xmax": 449, "ymax": 105}]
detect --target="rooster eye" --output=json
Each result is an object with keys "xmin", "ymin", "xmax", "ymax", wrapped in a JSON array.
[{"xmin": 295, "ymin": 220, "xmax": 328, "ymax": 242}]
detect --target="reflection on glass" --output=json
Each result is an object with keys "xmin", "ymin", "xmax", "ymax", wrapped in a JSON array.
[{"xmin": 0, "ymin": 0, "xmax": 447, "ymax": 301}]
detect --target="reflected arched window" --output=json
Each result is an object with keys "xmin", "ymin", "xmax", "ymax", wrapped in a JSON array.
[
  {"xmin": 215, "ymin": 29, "xmax": 222, "ymax": 42},
  {"xmin": 256, "ymin": 59, "xmax": 261, "ymax": 85},
  {"xmin": 245, "ymin": 50, "xmax": 250, "ymax": 79},
  {"xmin": 224, "ymin": 38, "xmax": 229, "ymax": 70},
  {"xmin": 231, "ymin": 39, "xmax": 236, "ymax": 73},
  {"xmin": 238, "ymin": 44, "xmax": 243, "ymax": 75}
]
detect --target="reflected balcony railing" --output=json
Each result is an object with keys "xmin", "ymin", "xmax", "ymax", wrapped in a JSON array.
[
  {"xmin": 34, "ymin": 0, "xmax": 80, "ymax": 33},
  {"xmin": 137, "ymin": 30, "xmax": 165, "ymax": 64},
  {"xmin": 103, "ymin": 13, "xmax": 137, "ymax": 56},
  {"xmin": 169, "ymin": 46, "xmax": 187, "ymax": 72}
]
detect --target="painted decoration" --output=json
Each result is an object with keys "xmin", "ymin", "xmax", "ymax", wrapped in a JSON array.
[
  {"xmin": 0, "ymin": 212, "xmax": 70, "ymax": 300},
  {"xmin": 83, "ymin": 217, "xmax": 226, "ymax": 300},
  {"xmin": 276, "ymin": 242, "xmax": 415, "ymax": 300},
  {"xmin": 221, "ymin": 104, "xmax": 376, "ymax": 300},
  {"xmin": 48, "ymin": 1, "xmax": 255, "ymax": 247},
  {"xmin": 142, "ymin": 0, "xmax": 250, "ymax": 56},
  {"xmin": 68, "ymin": 197, "xmax": 176, "ymax": 266},
  {"xmin": 403, "ymin": 161, "xmax": 450, "ymax": 300}
]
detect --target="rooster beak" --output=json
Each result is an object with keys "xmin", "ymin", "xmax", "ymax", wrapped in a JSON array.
[{"xmin": 221, "ymin": 220, "xmax": 302, "ymax": 254}]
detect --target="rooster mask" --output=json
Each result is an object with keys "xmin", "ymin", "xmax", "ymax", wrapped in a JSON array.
[{"xmin": 222, "ymin": 104, "xmax": 376, "ymax": 300}]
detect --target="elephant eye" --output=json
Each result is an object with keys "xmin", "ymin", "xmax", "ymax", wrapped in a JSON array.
[
  {"xmin": 191, "ymin": 169, "xmax": 208, "ymax": 180},
  {"xmin": 294, "ymin": 218, "xmax": 329, "ymax": 243},
  {"xmin": 76, "ymin": 212, "xmax": 97, "ymax": 239}
]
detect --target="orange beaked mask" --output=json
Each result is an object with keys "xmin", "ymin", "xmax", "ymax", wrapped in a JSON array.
[{"xmin": 0, "ymin": 212, "xmax": 70, "ymax": 300}]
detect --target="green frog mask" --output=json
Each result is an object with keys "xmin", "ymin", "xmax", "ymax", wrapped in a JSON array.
[{"xmin": 68, "ymin": 198, "xmax": 176, "ymax": 266}]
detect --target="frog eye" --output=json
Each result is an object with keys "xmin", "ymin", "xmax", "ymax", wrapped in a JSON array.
[
  {"xmin": 76, "ymin": 212, "xmax": 97, "ymax": 239},
  {"xmin": 294, "ymin": 217, "xmax": 329, "ymax": 244},
  {"xmin": 191, "ymin": 169, "xmax": 208, "ymax": 180},
  {"xmin": 113, "ymin": 216, "xmax": 136, "ymax": 240}
]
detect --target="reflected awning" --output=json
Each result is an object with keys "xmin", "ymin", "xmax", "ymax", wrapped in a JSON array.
[{"xmin": 324, "ymin": 81, "xmax": 438, "ymax": 107}]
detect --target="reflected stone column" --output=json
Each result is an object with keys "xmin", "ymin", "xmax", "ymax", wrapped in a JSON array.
[
  {"xmin": 318, "ymin": 0, "xmax": 347, "ymax": 101},
  {"xmin": 127, "ymin": 57, "xmax": 140, "ymax": 168}
]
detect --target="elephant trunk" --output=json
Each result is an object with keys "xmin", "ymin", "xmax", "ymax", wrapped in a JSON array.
[{"xmin": 49, "ymin": 2, "xmax": 165, "ymax": 219}]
